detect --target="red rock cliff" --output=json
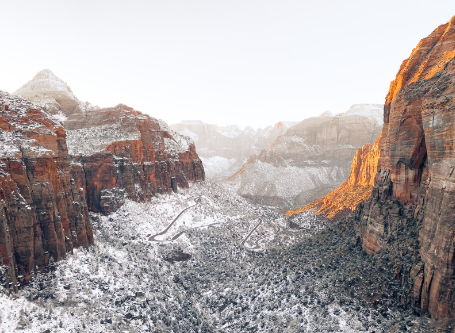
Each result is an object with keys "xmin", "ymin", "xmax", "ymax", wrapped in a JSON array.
[
  {"xmin": 0, "ymin": 91, "xmax": 93, "ymax": 290},
  {"xmin": 65, "ymin": 104, "xmax": 205, "ymax": 214},
  {"xmin": 355, "ymin": 16, "xmax": 455, "ymax": 318},
  {"xmin": 286, "ymin": 135, "xmax": 380, "ymax": 218}
]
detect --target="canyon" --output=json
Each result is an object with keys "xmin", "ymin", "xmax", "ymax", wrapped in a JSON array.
[
  {"xmin": 0, "ymin": 71, "xmax": 204, "ymax": 288},
  {"xmin": 171, "ymin": 120, "xmax": 297, "ymax": 181},
  {"xmin": 2, "ymin": 13, "xmax": 455, "ymax": 331}
]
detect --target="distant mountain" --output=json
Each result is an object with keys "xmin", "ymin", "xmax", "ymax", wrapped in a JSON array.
[
  {"xmin": 171, "ymin": 120, "xmax": 298, "ymax": 181},
  {"xmin": 14, "ymin": 69, "xmax": 98, "ymax": 118},
  {"xmin": 226, "ymin": 104, "xmax": 383, "ymax": 210}
]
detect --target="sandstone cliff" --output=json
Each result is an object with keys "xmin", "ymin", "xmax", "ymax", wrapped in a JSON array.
[
  {"xmin": 1, "ymin": 72, "xmax": 205, "ymax": 289},
  {"xmin": 65, "ymin": 105, "xmax": 205, "ymax": 213},
  {"xmin": 286, "ymin": 135, "xmax": 380, "ymax": 218},
  {"xmin": 227, "ymin": 104, "xmax": 383, "ymax": 209},
  {"xmin": 353, "ymin": 16, "xmax": 455, "ymax": 318},
  {"xmin": 0, "ymin": 91, "xmax": 93, "ymax": 290}
]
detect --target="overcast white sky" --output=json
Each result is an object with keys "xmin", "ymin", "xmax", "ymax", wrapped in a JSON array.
[{"xmin": 1, "ymin": 1, "xmax": 454, "ymax": 128}]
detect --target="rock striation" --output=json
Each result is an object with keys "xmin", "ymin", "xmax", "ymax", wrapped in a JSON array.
[
  {"xmin": 353, "ymin": 16, "xmax": 455, "ymax": 318},
  {"xmin": 0, "ymin": 91, "xmax": 93, "ymax": 290},
  {"xmin": 286, "ymin": 135, "xmax": 380, "ymax": 218},
  {"xmin": 65, "ymin": 105, "xmax": 205, "ymax": 214},
  {"xmin": 227, "ymin": 104, "xmax": 383, "ymax": 209}
]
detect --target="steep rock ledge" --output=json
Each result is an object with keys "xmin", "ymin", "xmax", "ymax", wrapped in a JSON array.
[
  {"xmin": 354, "ymin": 16, "xmax": 455, "ymax": 318},
  {"xmin": 0, "ymin": 91, "xmax": 93, "ymax": 290},
  {"xmin": 0, "ymin": 90, "xmax": 205, "ymax": 289},
  {"xmin": 65, "ymin": 104, "xmax": 205, "ymax": 214}
]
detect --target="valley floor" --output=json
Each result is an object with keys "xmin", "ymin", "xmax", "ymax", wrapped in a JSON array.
[{"xmin": 0, "ymin": 182, "xmax": 443, "ymax": 332}]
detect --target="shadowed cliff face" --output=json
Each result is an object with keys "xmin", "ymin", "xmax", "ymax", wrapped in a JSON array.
[
  {"xmin": 355, "ymin": 16, "xmax": 455, "ymax": 318},
  {"xmin": 0, "ymin": 91, "xmax": 93, "ymax": 290},
  {"xmin": 286, "ymin": 135, "xmax": 380, "ymax": 218}
]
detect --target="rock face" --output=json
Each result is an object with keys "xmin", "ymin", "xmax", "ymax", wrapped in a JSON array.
[
  {"xmin": 227, "ymin": 104, "xmax": 383, "ymax": 209},
  {"xmin": 354, "ymin": 16, "xmax": 455, "ymax": 318},
  {"xmin": 286, "ymin": 135, "xmax": 380, "ymax": 218},
  {"xmin": 0, "ymin": 71, "xmax": 205, "ymax": 289},
  {"xmin": 170, "ymin": 120, "xmax": 297, "ymax": 181},
  {"xmin": 0, "ymin": 91, "xmax": 93, "ymax": 290},
  {"xmin": 65, "ymin": 105, "xmax": 205, "ymax": 214}
]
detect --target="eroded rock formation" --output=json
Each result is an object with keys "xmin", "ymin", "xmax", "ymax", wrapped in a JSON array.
[
  {"xmin": 0, "ymin": 91, "xmax": 93, "ymax": 290},
  {"xmin": 1, "ymin": 71, "xmax": 205, "ymax": 289},
  {"xmin": 354, "ymin": 16, "xmax": 455, "ymax": 318},
  {"xmin": 66, "ymin": 104, "xmax": 205, "ymax": 213},
  {"xmin": 286, "ymin": 135, "xmax": 380, "ymax": 218}
]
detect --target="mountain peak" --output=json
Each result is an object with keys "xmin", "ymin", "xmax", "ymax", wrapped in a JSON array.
[{"xmin": 13, "ymin": 69, "xmax": 93, "ymax": 117}]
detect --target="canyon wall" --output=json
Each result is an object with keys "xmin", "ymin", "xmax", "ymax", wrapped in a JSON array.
[
  {"xmin": 66, "ymin": 104, "xmax": 205, "ymax": 214},
  {"xmin": 0, "ymin": 91, "xmax": 93, "ymax": 290},
  {"xmin": 1, "ymin": 72, "xmax": 205, "ymax": 288},
  {"xmin": 354, "ymin": 16, "xmax": 455, "ymax": 318}
]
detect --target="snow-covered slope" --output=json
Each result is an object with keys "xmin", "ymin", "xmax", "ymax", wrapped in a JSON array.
[
  {"xmin": 0, "ymin": 181, "xmax": 427, "ymax": 332},
  {"xmin": 171, "ymin": 120, "xmax": 298, "ymax": 181}
]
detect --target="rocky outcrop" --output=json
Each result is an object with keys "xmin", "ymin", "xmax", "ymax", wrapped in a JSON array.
[
  {"xmin": 286, "ymin": 135, "xmax": 380, "ymax": 218},
  {"xmin": 227, "ymin": 104, "xmax": 383, "ymax": 209},
  {"xmin": 0, "ymin": 91, "xmax": 93, "ymax": 290},
  {"xmin": 354, "ymin": 16, "xmax": 455, "ymax": 318},
  {"xmin": 66, "ymin": 105, "xmax": 205, "ymax": 213},
  {"xmin": 171, "ymin": 120, "xmax": 297, "ymax": 181}
]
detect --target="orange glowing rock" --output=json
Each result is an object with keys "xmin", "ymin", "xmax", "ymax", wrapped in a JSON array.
[{"xmin": 286, "ymin": 135, "xmax": 380, "ymax": 218}]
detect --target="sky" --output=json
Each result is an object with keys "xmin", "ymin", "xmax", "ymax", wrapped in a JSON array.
[{"xmin": 1, "ymin": 1, "xmax": 455, "ymax": 128}]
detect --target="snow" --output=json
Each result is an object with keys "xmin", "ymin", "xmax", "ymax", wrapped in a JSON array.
[
  {"xmin": 159, "ymin": 119, "xmax": 194, "ymax": 157},
  {"xmin": 200, "ymin": 156, "xmax": 238, "ymax": 179},
  {"xmin": 234, "ymin": 160, "xmax": 345, "ymax": 198},
  {"xmin": 66, "ymin": 124, "xmax": 141, "ymax": 156},
  {"xmin": 0, "ymin": 180, "xmax": 422, "ymax": 332}
]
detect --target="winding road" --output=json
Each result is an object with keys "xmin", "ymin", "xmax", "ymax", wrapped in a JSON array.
[{"xmin": 148, "ymin": 204, "xmax": 198, "ymax": 242}]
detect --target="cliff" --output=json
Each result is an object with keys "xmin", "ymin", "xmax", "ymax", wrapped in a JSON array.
[
  {"xmin": 0, "ymin": 91, "xmax": 93, "ymax": 290},
  {"xmin": 65, "ymin": 104, "xmax": 205, "ymax": 213},
  {"xmin": 227, "ymin": 104, "xmax": 383, "ymax": 209},
  {"xmin": 286, "ymin": 135, "xmax": 380, "ymax": 218},
  {"xmin": 354, "ymin": 16, "xmax": 455, "ymax": 318},
  {"xmin": 1, "ymin": 72, "xmax": 205, "ymax": 289}
]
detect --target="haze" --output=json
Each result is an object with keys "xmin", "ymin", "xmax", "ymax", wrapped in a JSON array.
[{"xmin": 1, "ymin": 0, "xmax": 454, "ymax": 128}]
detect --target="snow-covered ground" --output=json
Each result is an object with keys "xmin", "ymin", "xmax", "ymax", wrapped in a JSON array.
[
  {"xmin": 199, "ymin": 156, "xmax": 240, "ymax": 180},
  {"xmin": 0, "ymin": 182, "xmax": 421, "ymax": 332}
]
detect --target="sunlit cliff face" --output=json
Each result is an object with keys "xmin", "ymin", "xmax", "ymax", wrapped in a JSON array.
[{"xmin": 286, "ymin": 135, "xmax": 380, "ymax": 218}]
